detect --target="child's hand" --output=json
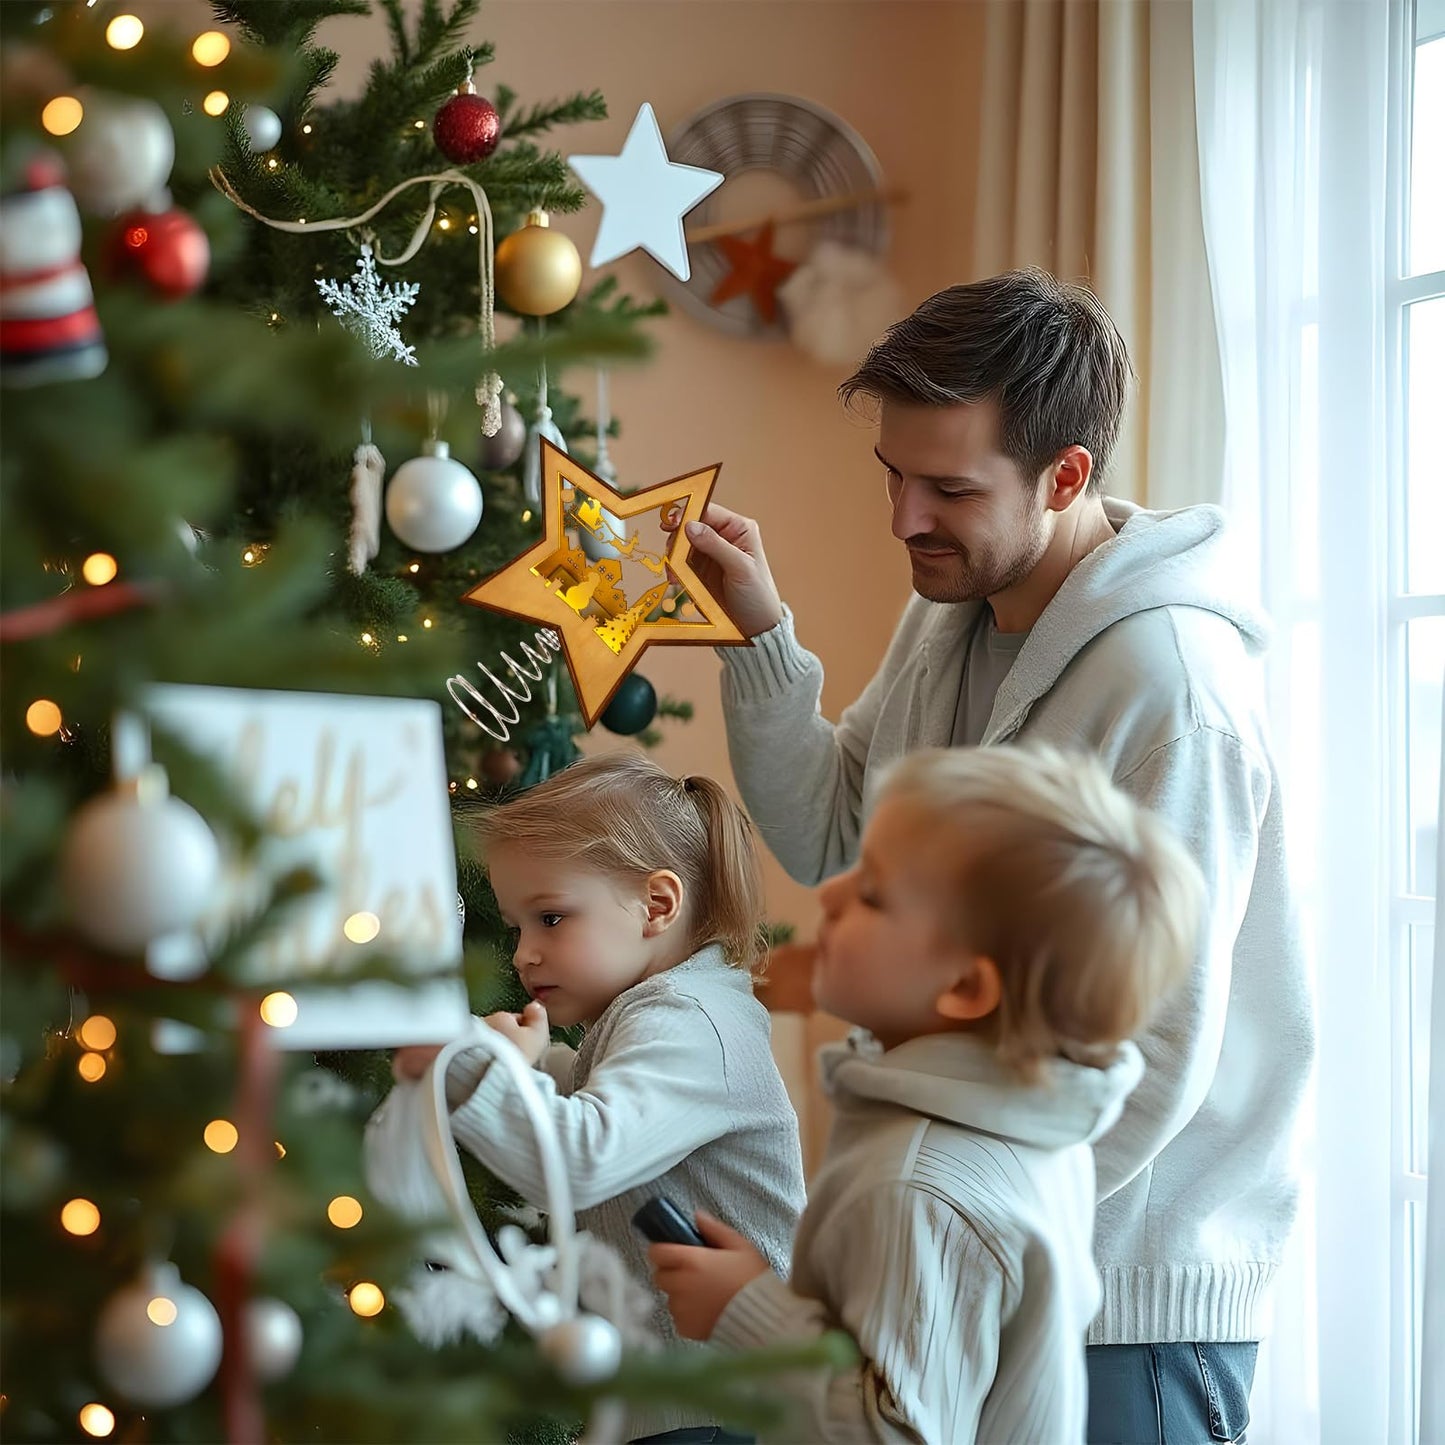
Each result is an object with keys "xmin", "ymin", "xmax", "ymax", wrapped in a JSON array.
[
  {"xmin": 393, "ymin": 1044, "xmax": 444, "ymax": 1081},
  {"xmin": 482, "ymin": 1000, "xmax": 550, "ymax": 1065},
  {"xmin": 648, "ymin": 1211, "xmax": 770, "ymax": 1340}
]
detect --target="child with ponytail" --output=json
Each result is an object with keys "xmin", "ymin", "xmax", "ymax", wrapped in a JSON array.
[{"xmin": 394, "ymin": 752, "xmax": 805, "ymax": 1443}]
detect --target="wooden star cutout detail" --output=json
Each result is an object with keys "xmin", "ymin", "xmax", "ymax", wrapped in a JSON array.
[
  {"xmin": 708, "ymin": 221, "xmax": 798, "ymax": 324},
  {"xmin": 461, "ymin": 439, "xmax": 747, "ymax": 727}
]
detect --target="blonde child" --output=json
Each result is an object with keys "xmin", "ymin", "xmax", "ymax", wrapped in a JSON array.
[
  {"xmin": 651, "ymin": 745, "xmax": 1203, "ymax": 1444},
  {"xmin": 394, "ymin": 751, "xmax": 806, "ymax": 1443}
]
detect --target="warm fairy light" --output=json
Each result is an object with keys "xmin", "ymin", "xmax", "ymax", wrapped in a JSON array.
[
  {"xmin": 412, "ymin": 120, "xmax": 425, "ymax": 130},
  {"xmin": 146, "ymin": 1296, "xmax": 178, "ymax": 1327},
  {"xmin": 79, "ymin": 1015, "xmax": 116, "ymax": 1050},
  {"xmin": 42, "ymin": 96, "xmax": 83, "ymax": 136},
  {"xmin": 422, "ymin": 618, "xmax": 434, "ymax": 629},
  {"xmin": 274, "ymin": 1141, "xmax": 286, "ymax": 1159},
  {"xmin": 265, "ymin": 156, "xmax": 279, "ymax": 170},
  {"xmin": 297, "ymin": 218, "xmax": 307, "ymax": 225},
  {"xmin": 448, "ymin": 781, "xmax": 459, "ymax": 793},
  {"xmin": 79, "ymin": 1403, "xmax": 115, "ymax": 1438},
  {"xmin": 105, "ymin": 14, "xmax": 144, "ymax": 48},
  {"xmin": 348, "ymin": 1282, "xmax": 384, "ymax": 1316},
  {"xmin": 269, "ymin": 312, "xmax": 280, "ymax": 323},
  {"xmin": 396, "ymin": 633, "xmax": 408, "ymax": 643},
  {"xmin": 204, "ymin": 1119, "xmax": 238, "ymax": 1153},
  {"xmin": 343, "ymin": 911, "xmax": 380, "ymax": 945},
  {"xmin": 468, "ymin": 224, "xmax": 479, "ymax": 236},
  {"xmin": 437, "ymin": 217, "xmax": 451, "ymax": 231},
  {"xmin": 26, "ymin": 699, "xmax": 63, "ymax": 736},
  {"xmin": 61, "ymin": 1198, "xmax": 101, "ymax": 1236},
  {"xmin": 360, "ymin": 631, "xmax": 374, "ymax": 644},
  {"xmin": 191, "ymin": 30, "xmax": 231, "ymax": 65},
  {"xmin": 328, "ymin": 1195, "xmax": 363, "ymax": 1229},
  {"xmin": 202, "ymin": 91, "xmax": 230, "ymax": 118},
  {"xmin": 242, "ymin": 548, "xmax": 256, "ymax": 563},
  {"xmin": 82, "ymin": 552, "xmax": 118, "ymax": 586},
  {"xmin": 408, "ymin": 561, "xmax": 421, "ymax": 573},
  {"xmin": 301, "ymin": 123, "xmax": 313, "ymax": 135},
  {"xmin": 260, "ymin": 991, "xmax": 298, "ymax": 1028},
  {"xmin": 520, "ymin": 509, "xmax": 533, "ymax": 524},
  {"xmin": 465, "ymin": 777, "xmax": 479, "ymax": 790},
  {"xmin": 77, "ymin": 1052, "xmax": 107, "ymax": 1082}
]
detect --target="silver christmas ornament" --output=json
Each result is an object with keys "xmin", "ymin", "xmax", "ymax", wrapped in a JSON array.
[
  {"xmin": 94, "ymin": 1262, "xmax": 223, "ymax": 1407},
  {"xmin": 62, "ymin": 766, "xmax": 221, "ymax": 954},
  {"xmin": 64, "ymin": 92, "xmax": 174, "ymax": 216},
  {"xmin": 316, "ymin": 245, "xmax": 419, "ymax": 366},
  {"xmin": 385, "ymin": 440, "xmax": 484, "ymax": 553},
  {"xmin": 244, "ymin": 1296, "xmax": 303, "ymax": 1382},
  {"xmin": 538, "ymin": 1314, "xmax": 622, "ymax": 1385},
  {"xmin": 477, "ymin": 398, "xmax": 526, "ymax": 471},
  {"xmin": 241, "ymin": 104, "xmax": 283, "ymax": 153}
]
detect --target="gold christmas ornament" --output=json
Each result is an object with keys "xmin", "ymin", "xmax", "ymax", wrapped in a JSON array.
[
  {"xmin": 461, "ymin": 439, "xmax": 745, "ymax": 726},
  {"xmin": 495, "ymin": 209, "xmax": 582, "ymax": 316}
]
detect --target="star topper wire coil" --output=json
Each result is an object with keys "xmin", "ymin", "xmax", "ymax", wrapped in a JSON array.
[{"xmin": 459, "ymin": 438, "xmax": 747, "ymax": 728}]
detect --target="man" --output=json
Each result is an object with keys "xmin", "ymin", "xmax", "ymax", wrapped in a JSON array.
[{"xmin": 679, "ymin": 270, "xmax": 1313, "ymax": 1441}]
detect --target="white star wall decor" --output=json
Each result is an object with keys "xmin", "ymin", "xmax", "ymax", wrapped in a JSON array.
[{"xmin": 567, "ymin": 103, "xmax": 724, "ymax": 282}]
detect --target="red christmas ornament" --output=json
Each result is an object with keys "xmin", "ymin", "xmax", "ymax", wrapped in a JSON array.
[
  {"xmin": 109, "ymin": 208, "xmax": 209, "ymax": 299},
  {"xmin": 433, "ymin": 78, "xmax": 501, "ymax": 165}
]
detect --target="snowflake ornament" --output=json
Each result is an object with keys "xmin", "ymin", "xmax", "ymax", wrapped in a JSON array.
[{"xmin": 316, "ymin": 244, "xmax": 420, "ymax": 365}]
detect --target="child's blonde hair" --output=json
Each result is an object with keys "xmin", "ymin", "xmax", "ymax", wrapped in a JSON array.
[
  {"xmin": 881, "ymin": 745, "xmax": 1203, "ymax": 1075},
  {"xmin": 471, "ymin": 751, "xmax": 767, "ymax": 968}
]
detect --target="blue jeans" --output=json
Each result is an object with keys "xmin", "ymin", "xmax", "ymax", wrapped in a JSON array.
[{"xmin": 1087, "ymin": 1343, "xmax": 1259, "ymax": 1444}]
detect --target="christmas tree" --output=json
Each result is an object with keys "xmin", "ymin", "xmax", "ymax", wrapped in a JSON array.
[{"xmin": 0, "ymin": 3, "xmax": 839, "ymax": 1440}]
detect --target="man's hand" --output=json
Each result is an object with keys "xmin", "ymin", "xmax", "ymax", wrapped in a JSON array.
[
  {"xmin": 648, "ymin": 1211, "xmax": 771, "ymax": 1340},
  {"xmin": 393, "ymin": 1043, "xmax": 444, "ymax": 1081},
  {"xmin": 482, "ymin": 1000, "xmax": 550, "ymax": 1065},
  {"xmin": 662, "ymin": 502, "xmax": 783, "ymax": 639}
]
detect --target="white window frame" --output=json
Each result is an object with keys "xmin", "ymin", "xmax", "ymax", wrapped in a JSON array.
[{"xmin": 1385, "ymin": 3, "xmax": 1444, "ymax": 1439}]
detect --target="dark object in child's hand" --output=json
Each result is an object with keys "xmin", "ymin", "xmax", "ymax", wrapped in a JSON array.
[{"xmin": 632, "ymin": 1196, "xmax": 710, "ymax": 1248}]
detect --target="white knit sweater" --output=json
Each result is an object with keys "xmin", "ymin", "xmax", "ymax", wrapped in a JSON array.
[
  {"xmin": 720, "ymin": 500, "xmax": 1315, "ymax": 1346},
  {"xmin": 444, "ymin": 945, "xmax": 806, "ymax": 1438},
  {"xmin": 713, "ymin": 1031, "xmax": 1144, "ymax": 1443}
]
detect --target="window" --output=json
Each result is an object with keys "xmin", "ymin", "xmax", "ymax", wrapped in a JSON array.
[{"xmin": 1388, "ymin": 2, "xmax": 1444, "ymax": 1438}]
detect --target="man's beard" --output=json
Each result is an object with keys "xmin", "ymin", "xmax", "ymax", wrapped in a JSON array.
[{"xmin": 907, "ymin": 513, "xmax": 1049, "ymax": 605}]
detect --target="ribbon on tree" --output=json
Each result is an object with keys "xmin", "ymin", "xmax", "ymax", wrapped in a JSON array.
[{"xmin": 209, "ymin": 167, "xmax": 504, "ymax": 435}]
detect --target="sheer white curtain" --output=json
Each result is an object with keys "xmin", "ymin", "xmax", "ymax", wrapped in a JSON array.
[{"xmin": 1192, "ymin": 1, "xmax": 1393, "ymax": 1441}]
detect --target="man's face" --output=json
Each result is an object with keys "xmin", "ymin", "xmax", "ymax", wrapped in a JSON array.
[{"xmin": 877, "ymin": 399, "xmax": 1050, "ymax": 605}]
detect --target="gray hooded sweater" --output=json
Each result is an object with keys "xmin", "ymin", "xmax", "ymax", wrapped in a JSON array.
[
  {"xmin": 713, "ymin": 1031, "xmax": 1144, "ymax": 1443},
  {"xmin": 720, "ymin": 499, "xmax": 1314, "ymax": 1346}
]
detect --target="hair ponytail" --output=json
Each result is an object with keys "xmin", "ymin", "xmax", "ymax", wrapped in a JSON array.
[{"xmin": 680, "ymin": 775, "xmax": 768, "ymax": 969}]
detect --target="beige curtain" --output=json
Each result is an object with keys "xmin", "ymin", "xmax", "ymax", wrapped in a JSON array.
[{"xmin": 972, "ymin": 0, "xmax": 1224, "ymax": 510}]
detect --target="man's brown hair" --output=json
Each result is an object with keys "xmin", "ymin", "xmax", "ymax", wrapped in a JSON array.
[{"xmin": 839, "ymin": 268, "xmax": 1135, "ymax": 492}]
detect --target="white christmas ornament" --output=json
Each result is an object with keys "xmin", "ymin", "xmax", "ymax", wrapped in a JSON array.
[
  {"xmin": 64, "ymin": 92, "xmax": 174, "ymax": 217},
  {"xmin": 94, "ymin": 1262, "xmax": 223, "ymax": 1408},
  {"xmin": 62, "ymin": 766, "xmax": 221, "ymax": 954},
  {"xmin": 777, "ymin": 240, "xmax": 904, "ymax": 368},
  {"xmin": 539, "ymin": 1315, "xmax": 624, "ymax": 1385},
  {"xmin": 316, "ymin": 245, "xmax": 419, "ymax": 366},
  {"xmin": 244, "ymin": 1297, "xmax": 304, "ymax": 1382},
  {"xmin": 385, "ymin": 440, "xmax": 484, "ymax": 553},
  {"xmin": 241, "ymin": 104, "xmax": 283, "ymax": 154},
  {"xmin": 568, "ymin": 103, "xmax": 723, "ymax": 282}
]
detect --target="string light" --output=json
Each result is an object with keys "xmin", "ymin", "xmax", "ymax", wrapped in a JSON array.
[
  {"xmin": 328, "ymin": 1195, "xmax": 363, "ymax": 1228},
  {"xmin": 360, "ymin": 631, "xmax": 374, "ymax": 644},
  {"xmin": 241, "ymin": 544, "xmax": 270, "ymax": 566},
  {"xmin": 269, "ymin": 312, "xmax": 280, "ymax": 324},
  {"xmin": 79, "ymin": 1015, "xmax": 116, "ymax": 1050},
  {"xmin": 105, "ymin": 14, "xmax": 143, "ymax": 48},
  {"xmin": 274, "ymin": 1141, "xmax": 286, "ymax": 1159},
  {"xmin": 77, "ymin": 1052, "xmax": 106, "ymax": 1082},
  {"xmin": 202, "ymin": 91, "xmax": 230, "ymax": 117},
  {"xmin": 41, "ymin": 96, "xmax": 83, "ymax": 136},
  {"xmin": 412, "ymin": 120, "xmax": 425, "ymax": 130},
  {"xmin": 146, "ymin": 1296, "xmax": 178, "ymax": 1327},
  {"xmin": 408, "ymin": 561, "xmax": 420, "ymax": 573},
  {"xmin": 422, "ymin": 618, "xmax": 434, "ymax": 629},
  {"xmin": 260, "ymin": 991, "xmax": 298, "ymax": 1028},
  {"xmin": 191, "ymin": 30, "xmax": 231, "ymax": 66},
  {"xmin": 204, "ymin": 1119, "xmax": 238, "ymax": 1154},
  {"xmin": 468, "ymin": 224, "xmax": 479, "ymax": 236},
  {"xmin": 465, "ymin": 777, "xmax": 479, "ymax": 790},
  {"xmin": 437, "ymin": 217, "xmax": 451, "ymax": 231},
  {"xmin": 301, "ymin": 123, "xmax": 313, "ymax": 135},
  {"xmin": 82, "ymin": 552, "xmax": 117, "ymax": 586},
  {"xmin": 520, "ymin": 509, "xmax": 533, "ymax": 523},
  {"xmin": 78, "ymin": 1403, "xmax": 115, "ymax": 1438},
  {"xmin": 61, "ymin": 1198, "xmax": 101, "ymax": 1236},
  {"xmin": 396, "ymin": 633, "xmax": 408, "ymax": 643},
  {"xmin": 265, "ymin": 156, "xmax": 280, "ymax": 170},
  {"xmin": 343, "ymin": 911, "xmax": 380, "ymax": 944},
  {"xmin": 26, "ymin": 700, "xmax": 62, "ymax": 736},
  {"xmin": 448, "ymin": 781, "xmax": 459, "ymax": 793},
  {"xmin": 348, "ymin": 1282, "xmax": 384, "ymax": 1316}
]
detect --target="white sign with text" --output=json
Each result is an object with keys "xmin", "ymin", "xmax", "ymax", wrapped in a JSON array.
[{"xmin": 143, "ymin": 683, "xmax": 469, "ymax": 1049}]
